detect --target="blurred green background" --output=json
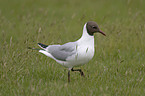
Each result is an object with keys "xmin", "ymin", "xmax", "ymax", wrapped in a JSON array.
[{"xmin": 0, "ymin": 0, "xmax": 145, "ymax": 95}]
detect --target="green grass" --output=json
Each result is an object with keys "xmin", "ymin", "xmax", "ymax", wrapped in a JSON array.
[{"xmin": 0, "ymin": 0, "xmax": 145, "ymax": 95}]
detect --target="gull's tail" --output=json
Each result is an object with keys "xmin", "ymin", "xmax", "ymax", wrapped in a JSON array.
[{"xmin": 28, "ymin": 43, "xmax": 52, "ymax": 58}]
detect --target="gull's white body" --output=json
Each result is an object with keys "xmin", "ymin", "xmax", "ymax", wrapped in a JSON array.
[{"xmin": 39, "ymin": 23, "xmax": 95, "ymax": 69}]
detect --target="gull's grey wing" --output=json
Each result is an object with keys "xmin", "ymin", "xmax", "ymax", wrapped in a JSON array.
[{"xmin": 47, "ymin": 42, "xmax": 77, "ymax": 61}]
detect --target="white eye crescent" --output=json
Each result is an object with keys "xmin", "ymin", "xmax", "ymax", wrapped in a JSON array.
[{"xmin": 92, "ymin": 26, "xmax": 97, "ymax": 29}]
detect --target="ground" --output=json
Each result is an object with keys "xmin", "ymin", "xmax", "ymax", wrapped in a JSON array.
[{"xmin": 0, "ymin": 0, "xmax": 145, "ymax": 95}]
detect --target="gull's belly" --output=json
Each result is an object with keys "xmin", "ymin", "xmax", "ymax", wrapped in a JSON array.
[
  {"xmin": 76, "ymin": 46, "xmax": 94, "ymax": 64},
  {"xmin": 65, "ymin": 45, "xmax": 94, "ymax": 67}
]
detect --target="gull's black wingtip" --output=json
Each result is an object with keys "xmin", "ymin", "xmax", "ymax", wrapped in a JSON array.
[{"xmin": 38, "ymin": 43, "xmax": 48, "ymax": 48}]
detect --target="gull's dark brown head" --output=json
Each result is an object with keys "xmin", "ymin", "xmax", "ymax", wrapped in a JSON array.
[{"xmin": 86, "ymin": 21, "xmax": 106, "ymax": 36}]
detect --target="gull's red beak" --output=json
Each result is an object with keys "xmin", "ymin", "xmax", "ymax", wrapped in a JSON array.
[{"xmin": 99, "ymin": 30, "xmax": 106, "ymax": 36}]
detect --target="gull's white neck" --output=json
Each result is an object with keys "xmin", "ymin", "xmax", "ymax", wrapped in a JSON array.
[{"xmin": 77, "ymin": 23, "xmax": 94, "ymax": 46}]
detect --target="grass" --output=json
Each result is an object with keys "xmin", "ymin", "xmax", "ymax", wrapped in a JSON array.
[{"xmin": 0, "ymin": 0, "xmax": 145, "ymax": 95}]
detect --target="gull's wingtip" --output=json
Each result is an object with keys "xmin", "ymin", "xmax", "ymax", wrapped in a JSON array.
[{"xmin": 38, "ymin": 43, "xmax": 48, "ymax": 49}]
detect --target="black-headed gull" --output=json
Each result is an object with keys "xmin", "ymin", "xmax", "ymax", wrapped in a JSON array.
[{"xmin": 29, "ymin": 21, "xmax": 106, "ymax": 82}]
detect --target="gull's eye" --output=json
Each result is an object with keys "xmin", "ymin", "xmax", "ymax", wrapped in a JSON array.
[{"xmin": 92, "ymin": 26, "xmax": 97, "ymax": 29}]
